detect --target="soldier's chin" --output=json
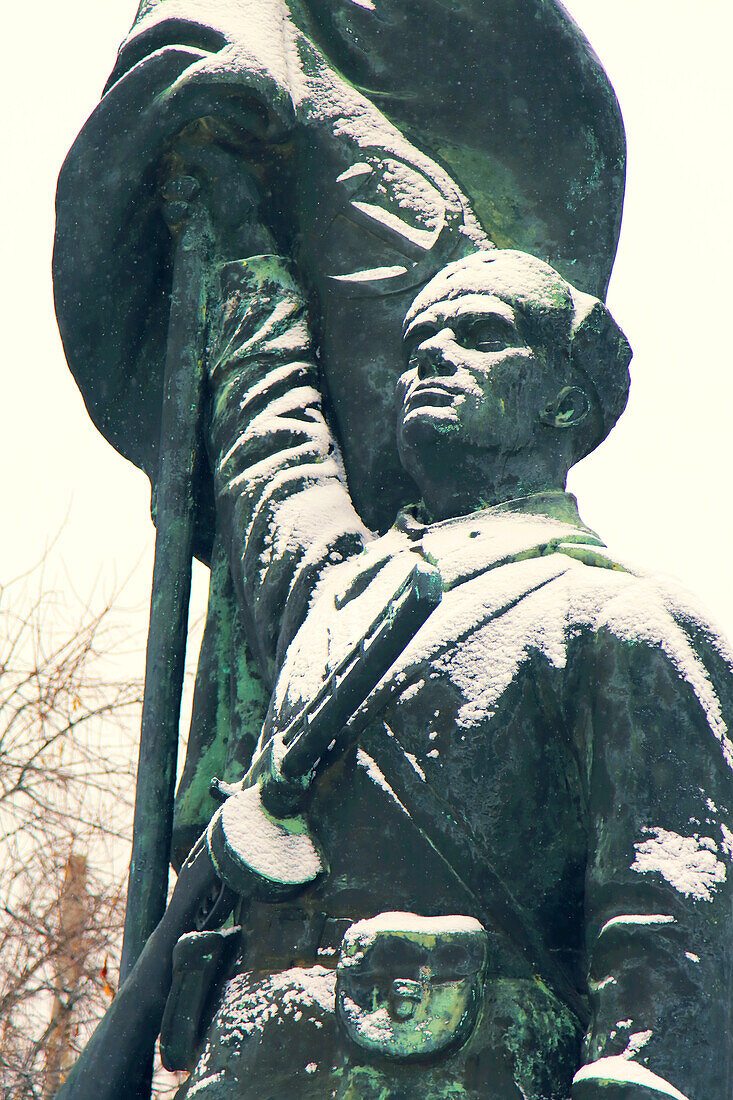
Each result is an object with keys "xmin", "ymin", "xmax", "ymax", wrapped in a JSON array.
[
  {"xmin": 398, "ymin": 408, "xmax": 463, "ymax": 493},
  {"xmin": 399, "ymin": 405, "xmax": 461, "ymax": 449}
]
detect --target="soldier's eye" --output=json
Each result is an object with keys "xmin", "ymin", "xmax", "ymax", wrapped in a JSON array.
[
  {"xmin": 461, "ymin": 317, "xmax": 516, "ymax": 352},
  {"xmin": 404, "ymin": 324, "xmax": 437, "ymax": 357}
]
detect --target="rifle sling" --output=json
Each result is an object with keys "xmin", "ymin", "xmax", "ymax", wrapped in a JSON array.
[{"xmin": 357, "ymin": 720, "xmax": 590, "ymax": 1028}]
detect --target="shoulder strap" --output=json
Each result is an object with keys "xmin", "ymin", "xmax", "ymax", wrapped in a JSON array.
[{"xmin": 360, "ymin": 721, "xmax": 590, "ymax": 1027}]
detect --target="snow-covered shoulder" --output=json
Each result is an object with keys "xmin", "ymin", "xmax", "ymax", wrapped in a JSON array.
[{"xmin": 589, "ymin": 561, "xmax": 733, "ymax": 769}]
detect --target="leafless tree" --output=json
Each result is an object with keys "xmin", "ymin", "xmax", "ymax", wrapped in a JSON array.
[{"xmin": 0, "ymin": 564, "xmax": 186, "ymax": 1098}]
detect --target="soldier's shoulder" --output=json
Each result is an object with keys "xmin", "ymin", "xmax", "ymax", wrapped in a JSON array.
[
  {"xmin": 563, "ymin": 544, "xmax": 730, "ymax": 660},
  {"xmin": 549, "ymin": 540, "xmax": 730, "ymax": 658}
]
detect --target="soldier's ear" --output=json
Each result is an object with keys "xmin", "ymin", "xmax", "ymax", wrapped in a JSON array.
[
  {"xmin": 539, "ymin": 386, "xmax": 591, "ymax": 430},
  {"xmin": 568, "ymin": 290, "xmax": 632, "ymax": 451}
]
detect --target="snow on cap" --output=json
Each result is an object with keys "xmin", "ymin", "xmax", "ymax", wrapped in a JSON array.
[{"xmin": 404, "ymin": 250, "xmax": 574, "ymax": 336}]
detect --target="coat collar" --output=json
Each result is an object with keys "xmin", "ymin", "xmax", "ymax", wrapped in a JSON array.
[{"xmin": 393, "ymin": 492, "xmax": 604, "ymax": 592}]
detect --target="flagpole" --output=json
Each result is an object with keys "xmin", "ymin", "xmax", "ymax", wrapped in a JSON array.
[{"xmin": 119, "ymin": 173, "xmax": 211, "ymax": 1094}]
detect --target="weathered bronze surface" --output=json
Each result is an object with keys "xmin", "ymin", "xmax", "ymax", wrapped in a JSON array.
[
  {"xmin": 54, "ymin": 0, "xmax": 625, "ymax": 538},
  {"xmin": 53, "ymin": 4, "xmax": 732, "ymax": 1099}
]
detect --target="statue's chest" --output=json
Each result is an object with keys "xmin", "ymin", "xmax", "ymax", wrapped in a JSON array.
[
  {"xmin": 305, "ymin": 601, "xmax": 583, "ymax": 924},
  {"xmin": 278, "ymin": 537, "xmax": 574, "ymax": 729}
]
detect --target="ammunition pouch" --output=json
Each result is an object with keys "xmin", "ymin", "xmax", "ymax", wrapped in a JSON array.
[
  {"xmin": 335, "ymin": 912, "xmax": 488, "ymax": 1062},
  {"xmin": 160, "ymin": 926, "xmax": 241, "ymax": 1072}
]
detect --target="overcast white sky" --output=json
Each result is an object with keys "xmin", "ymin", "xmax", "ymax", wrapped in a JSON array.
[{"xmin": 2, "ymin": 0, "xmax": 732, "ymax": 693}]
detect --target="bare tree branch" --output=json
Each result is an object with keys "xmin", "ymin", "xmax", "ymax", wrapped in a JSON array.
[{"xmin": 0, "ymin": 563, "xmax": 186, "ymax": 1099}]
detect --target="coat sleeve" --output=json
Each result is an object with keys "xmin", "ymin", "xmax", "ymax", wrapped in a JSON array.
[
  {"xmin": 571, "ymin": 578, "xmax": 733, "ymax": 1100},
  {"xmin": 204, "ymin": 255, "xmax": 371, "ymax": 688}
]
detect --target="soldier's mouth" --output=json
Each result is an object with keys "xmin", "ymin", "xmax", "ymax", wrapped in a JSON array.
[{"xmin": 404, "ymin": 385, "xmax": 458, "ymax": 411}]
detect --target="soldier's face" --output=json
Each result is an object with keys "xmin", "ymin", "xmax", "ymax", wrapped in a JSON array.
[{"xmin": 397, "ymin": 292, "xmax": 558, "ymax": 457}]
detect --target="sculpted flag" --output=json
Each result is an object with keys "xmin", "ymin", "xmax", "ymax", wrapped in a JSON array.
[{"xmin": 53, "ymin": 0, "xmax": 625, "ymax": 535}]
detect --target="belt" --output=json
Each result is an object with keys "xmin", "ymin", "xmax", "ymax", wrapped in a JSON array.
[{"xmin": 240, "ymin": 902, "xmax": 354, "ymax": 970}]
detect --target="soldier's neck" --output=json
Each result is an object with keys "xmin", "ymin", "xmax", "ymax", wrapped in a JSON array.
[{"xmin": 418, "ymin": 458, "xmax": 568, "ymax": 523}]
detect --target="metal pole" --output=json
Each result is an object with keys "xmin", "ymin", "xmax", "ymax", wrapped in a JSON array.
[{"xmin": 119, "ymin": 177, "xmax": 211, "ymax": 1092}]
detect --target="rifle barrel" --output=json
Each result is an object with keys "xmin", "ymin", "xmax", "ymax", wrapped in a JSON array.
[{"xmin": 280, "ymin": 561, "xmax": 442, "ymax": 779}]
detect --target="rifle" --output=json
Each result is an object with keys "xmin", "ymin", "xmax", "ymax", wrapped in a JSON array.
[
  {"xmin": 55, "ymin": 559, "xmax": 442, "ymax": 1098},
  {"xmin": 206, "ymin": 559, "xmax": 443, "ymax": 897}
]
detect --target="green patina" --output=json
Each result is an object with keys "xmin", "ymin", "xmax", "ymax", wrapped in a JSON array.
[
  {"xmin": 173, "ymin": 543, "xmax": 269, "ymax": 847},
  {"xmin": 230, "ymin": 641, "xmax": 269, "ymax": 767},
  {"xmin": 487, "ymin": 978, "xmax": 582, "ymax": 1099},
  {"xmin": 174, "ymin": 737, "xmax": 231, "ymax": 830},
  {"xmin": 335, "ymin": 1063, "xmax": 470, "ymax": 1099},
  {"xmin": 433, "ymin": 141, "xmax": 549, "ymax": 261}
]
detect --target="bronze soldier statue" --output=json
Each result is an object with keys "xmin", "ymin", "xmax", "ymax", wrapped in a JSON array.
[
  {"xmin": 54, "ymin": 0, "xmax": 627, "ymax": 959},
  {"xmin": 58, "ymin": 248, "xmax": 733, "ymax": 1098},
  {"xmin": 53, "ymin": 3, "xmax": 732, "ymax": 1098}
]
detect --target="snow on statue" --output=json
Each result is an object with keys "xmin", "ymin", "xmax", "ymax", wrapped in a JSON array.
[
  {"xmin": 59, "ymin": 248, "xmax": 733, "ymax": 1100},
  {"xmin": 52, "ymin": 2, "xmax": 731, "ymax": 1098}
]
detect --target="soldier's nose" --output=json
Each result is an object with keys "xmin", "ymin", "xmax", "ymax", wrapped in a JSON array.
[{"xmin": 415, "ymin": 331, "xmax": 457, "ymax": 380}]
